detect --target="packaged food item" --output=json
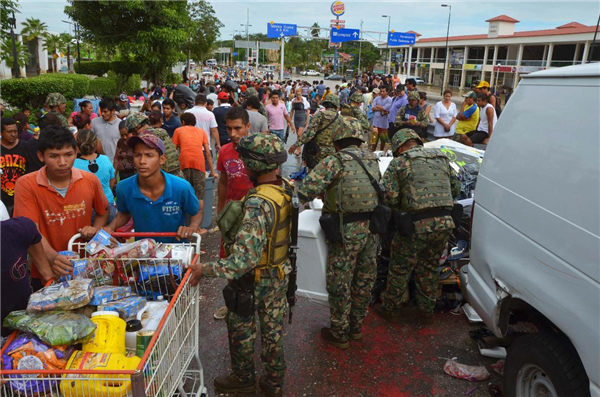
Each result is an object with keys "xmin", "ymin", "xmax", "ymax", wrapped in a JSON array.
[
  {"xmin": 98, "ymin": 296, "xmax": 146, "ymax": 320},
  {"xmin": 138, "ymin": 262, "xmax": 181, "ymax": 299},
  {"xmin": 2, "ymin": 333, "xmax": 74, "ymax": 395},
  {"xmin": 89, "ymin": 285, "xmax": 132, "ymax": 306},
  {"xmin": 125, "ymin": 320, "xmax": 143, "ymax": 352},
  {"xmin": 85, "ymin": 229, "xmax": 118, "ymax": 255},
  {"xmin": 82, "ymin": 311, "xmax": 126, "ymax": 355},
  {"xmin": 60, "ymin": 351, "xmax": 141, "ymax": 397},
  {"xmin": 154, "ymin": 244, "xmax": 194, "ymax": 265},
  {"xmin": 443, "ymin": 359, "xmax": 491, "ymax": 381},
  {"xmin": 26, "ymin": 278, "xmax": 94, "ymax": 312},
  {"xmin": 136, "ymin": 330, "xmax": 154, "ymax": 358},
  {"xmin": 3, "ymin": 310, "xmax": 96, "ymax": 346},
  {"xmin": 110, "ymin": 238, "xmax": 157, "ymax": 259}
]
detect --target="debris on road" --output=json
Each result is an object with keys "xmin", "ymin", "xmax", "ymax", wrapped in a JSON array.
[{"xmin": 443, "ymin": 359, "xmax": 491, "ymax": 381}]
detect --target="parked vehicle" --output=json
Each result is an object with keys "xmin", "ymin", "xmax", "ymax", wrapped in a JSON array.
[
  {"xmin": 460, "ymin": 63, "xmax": 600, "ymax": 397},
  {"xmin": 324, "ymin": 74, "xmax": 343, "ymax": 81},
  {"xmin": 201, "ymin": 68, "xmax": 212, "ymax": 76},
  {"xmin": 205, "ymin": 59, "xmax": 217, "ymax": 67},
  {"xmin": 406, "ymin": 75, "xmax": 425, "ymax": 84},
  {"xmin": 301, "ymin": 69, "xmax": 320, "ymax": 76}
]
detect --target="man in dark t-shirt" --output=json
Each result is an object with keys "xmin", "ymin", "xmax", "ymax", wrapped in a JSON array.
[
  {"xmin": 212, "ymin": 92, "xmax": 232, "ymax": 147},
  {"xmin": 1, "ymin": 117, "xmax": 28, "ymax": 215},
  {"xmin": 1, "ymin": 217, "xmax": 54, "ymax": 336}
]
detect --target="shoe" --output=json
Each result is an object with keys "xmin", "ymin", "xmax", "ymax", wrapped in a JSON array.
[
  {"xmin": 349, "ymin": 331, "xmax": 362, "ymax": 340},
  {"xmin": 372, "ymin": 304, "xmax": 400, "ymax": 324},
  {"xmin": 213, "ymin": 305, "xmax": 228, "ymax": 320},
  {"xmin": 213, "ymin": 373, "xmax": 256, "ymax": 394},
  {"xmin": 259, "ymin": 376, "xmax": 283, "ymax": 397},
  {"xmin": 320, "ymin": 327, "xmax": 350, "ymax": 350}
]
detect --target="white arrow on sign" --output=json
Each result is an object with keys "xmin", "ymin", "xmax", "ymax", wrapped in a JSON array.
[{"xmin": 352, "ymin": 31, "xmax": 358, "ymax": 38}]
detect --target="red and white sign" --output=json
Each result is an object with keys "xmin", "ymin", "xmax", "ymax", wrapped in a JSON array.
[
  {"xmin": 331, "ymin": 19, "xmax": 345, "ymax": 23},
  {"xmin": 331, "ymin": 23, "xmax": 345, "ymax": 28},
  {"xmin": 330, "ymin": 1, "xmax": 345, "ymax": 17},
  {"xmin": 329, "ymin": 42, "xmax": 342, "ymax": 48}
]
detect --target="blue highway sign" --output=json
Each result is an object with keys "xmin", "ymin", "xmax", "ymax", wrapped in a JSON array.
[
  {"xmin": 388, "ymin": 32, "xmax": 416, "ymax": 46},
  {"xmin": 330, "ymin": 28, "xmax": 360, "ymax": 43},
  {"xmin": 267, "ymin": 23, "xmax": 298, "ymax": 38}
]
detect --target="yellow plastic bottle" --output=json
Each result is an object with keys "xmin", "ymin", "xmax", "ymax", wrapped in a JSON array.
[{"xmin": 82, "ymin": 311, "xmax": 126, "ymax": 355}]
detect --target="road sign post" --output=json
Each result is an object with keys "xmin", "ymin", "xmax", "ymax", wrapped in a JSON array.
[
  {"xmin": 330, "ymin": 28, "xmax": 360, "ymax": 43},
  {"xmin": 387, "ymin": 31, "xmax": 416, "ymax": 46}
]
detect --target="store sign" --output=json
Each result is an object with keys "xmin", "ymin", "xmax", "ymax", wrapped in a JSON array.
[
  {"xmin": 331, "ymin": 23, "xmax": 345, "ymax": 28},
  {"xmin": 464, "ymin": 64, "xmax": 482, "ymax": 70},
  {"xmin": 493, "ymin": 66, "xmax": 512, "ymax": 72},
  {"xmin": 331, "ymin": 1, "xmax": 345, "ymax": 16}
]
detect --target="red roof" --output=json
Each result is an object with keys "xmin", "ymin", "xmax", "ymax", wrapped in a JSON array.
[
  {"xmin": 556, "ymin": 22, "xmax": 586, "ymax": 29},
  {"xmin": 486, "ymin": 15, "xmax": 520, "ymax": 23},
  {"xmin": 417, "ymin": 25, "xmax": 597, "ymax": 43},
  {"xmin": 406, "ymin": 30, "xmax": 422, "ymax": 37}
]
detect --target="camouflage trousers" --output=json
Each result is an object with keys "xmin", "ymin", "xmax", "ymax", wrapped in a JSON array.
[
  {"xmin": 326, "ymin": 220, "xmax": 378, "ymax": 340},
  {"xmin": 226, "ymin": 271, "xmax": 289, "ymax": 394},
  {"xmin": 381, "ymin": 230, "xmax": 452, "ymax": 313}
]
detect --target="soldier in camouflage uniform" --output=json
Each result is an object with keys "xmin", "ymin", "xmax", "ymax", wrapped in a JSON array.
[
  {"xmin": 288, "ymin": 94, "xmax": 343, "ymax": 169},
  {"xmin": 46, "ymin": 93, "xmax": 69, "ymax": 128},
  {"xmin": 124, "ymin": 113, "xmax": 181, "ymax": 176},
  {"xmin": 188, "ymin": 133, "xmax": 291, "ymax": 397},
  {"xmin": 341, "ymin": 91, "xmax": 371, "ymax": 138},
  {"xmin": 395, "ymin": 91, "xmax": 429, "ymax": 140},
  {"xmin": 298, "ymin": 117, "xmax": 379, "ymax": 349},
  {"xmin": 374, "ymin": 129, "xmax": 460, "ymax": 325}
]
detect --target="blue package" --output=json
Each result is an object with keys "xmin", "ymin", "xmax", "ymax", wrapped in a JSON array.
[
  {"xmin": 89, "ymin": 285, "xmax": 132, "ymax": 306},
  {"xmin": 98, "ymin": 296, "xmax": 146, "ymax": 319}
]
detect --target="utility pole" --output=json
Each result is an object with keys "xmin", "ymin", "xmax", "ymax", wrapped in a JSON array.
[
  {"xmin": 75, "ymin": 23, "xmax": 81, "ymax": 74},
  {"xmin": 9, "ymin": 11, "xmax": 19, "ymax": 78},
  {"xmin": 441, "ymin": 4, "xmax": 452, "ymax": 95},
  {"xmin": 358, "ymin": 19, "xmax": 363, "ymax": 74},
  {"xmin": 382, "ymin": 15, "xmax": 391, "ymax": 74}
]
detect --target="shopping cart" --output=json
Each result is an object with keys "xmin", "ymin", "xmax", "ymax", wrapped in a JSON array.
[{"xmin": 1, "ymin": 232, "xmax": 207, "ymax": 397}]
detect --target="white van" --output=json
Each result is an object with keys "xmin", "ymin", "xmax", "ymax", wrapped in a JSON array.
[
  {"xmin": 460, "ymin": 63, "xmax": 600, "ymax": 396},
  {"xmin": 205, "ymin": 59, "xmax": 217, "ymax": 67}
]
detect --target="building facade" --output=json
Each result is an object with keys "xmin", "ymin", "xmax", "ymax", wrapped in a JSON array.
[{"xmin": 382, "ymin": 15, "xmax": 600, "ymax": 89}]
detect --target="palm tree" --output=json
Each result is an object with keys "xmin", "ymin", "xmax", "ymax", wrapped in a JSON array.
[
  {"xmin": 59, "ymin": 33, "xmax": 73, "ymax": 70},
  {"xmin": 20, "ymin": 17, "xmax": 48, "ymax": 75},
  {"xmin": 43, "ymin": 33, "xmax": 61, "ymax": 72},
  {"xmin": 0, "ymin": 38, "xmax": 30, "ymax": 71}
]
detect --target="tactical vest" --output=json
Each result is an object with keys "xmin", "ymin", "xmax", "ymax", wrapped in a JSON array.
[
  {"xmin": 217, "ymin": 181, "xmax": 292, "ymax": 280},
  {"xmin": 340, "ymin": 104, "xmax": 353, "ymax": 117},
  {"xmin": 324, "ymin": 148, "xmax": 379, "ymax": 214},
  {"xmin": 399, "ymin": 147, "xmax": 454, "ymax": 212}
]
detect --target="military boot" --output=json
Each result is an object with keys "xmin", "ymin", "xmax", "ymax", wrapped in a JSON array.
[
  {"xmin": 372, "ymin": 303, "xmax": 400, "ymax": 324},
  {"xmin": 320, "ymin": 327, "xmax": 350, "ymax": 350},
  {"xmin": 259, "ymin": 376, "xmax": 283, "ymax": 397},
  {"xmin": 213, "ymin": 373, "xmax": 256, "ymax": 394}
]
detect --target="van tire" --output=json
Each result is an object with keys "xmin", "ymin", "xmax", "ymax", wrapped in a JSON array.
[{"xmin": 504, "ymin": 333, "xmax": 590, "ymax": 397}]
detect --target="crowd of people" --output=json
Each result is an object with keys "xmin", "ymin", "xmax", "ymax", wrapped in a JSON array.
[{"xmin": 1, "ymin": 65, "xmax": 502, "ymax": 396}]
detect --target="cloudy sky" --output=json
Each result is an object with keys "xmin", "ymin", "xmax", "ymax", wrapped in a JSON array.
[{"xmin": 15, "ymin": 0, "xmax": 600, "ymax": 42}]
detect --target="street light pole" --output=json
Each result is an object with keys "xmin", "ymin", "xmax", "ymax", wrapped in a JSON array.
[
  {"xmin": 241, "ymin": 8, "xmax": 252, "ymax": 76},
  {"xmin": 358, "ymin": 19, "xmax": 363, "ymax": 74},
  {"xmin": 75, "ymin": 23, "xmax": 81, "ymax": 74},
  {"xmin": 382, "ymin": 15, "xmax": 391, "ymax": 75},
  {"xmin": 9, "ymin": 11, "xmax": 19, "ymax": 78},
  {"xmin": 441, "ymin": 4, "xmax": 452, "ymax": 95}
]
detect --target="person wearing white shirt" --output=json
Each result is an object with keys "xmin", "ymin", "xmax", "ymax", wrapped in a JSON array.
[
  {"xmin": 433, "ymin": 90, "xmax": 458, "ymax": 138},
  {"xmin": 185, "ymin": 94, "xmax": 219, "ymax": 151}
]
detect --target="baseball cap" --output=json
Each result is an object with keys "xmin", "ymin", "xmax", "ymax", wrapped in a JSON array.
[
  {"xmin": 217, "ymin": 92, "xmax": 229, "ymax": 100},
  {"xmin": 119, "ymin": 93, "xmax": 128, "ymax": 101},
  {"xmin": 127, "ymin": 131, "xmax": 165, "ymax": 155},
  {"xmin": 372, "ymin": 88, "xmax": 381, "ymax": 94},
  {"xmin": 462, "ymin": 91, "xmax": 477, "ymax": 99},
  {"xmin": 476, "ymin": 81, "xmax": 490, "ymax": 89}
]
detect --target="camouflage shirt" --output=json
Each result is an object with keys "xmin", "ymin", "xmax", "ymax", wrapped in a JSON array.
[
  {"xmin": 49, "ymin": 110, "xmax": 69, "ymax": 128},
  {"xmin": 147, "ymin": 127, "xmax": 180, "ymax": 174},
  {"xmin": 341, "ymin": 105, "xmax": 371, "ymax": 137},
  {"xmin": 394, "ymin": 104, "xmax": 429, "ymax": 129},
  {"xmin": 296, "ymin": 108, "xmax": 341, "ymax": 162},
  {"xmin": 202, "ymin": 194, "xmax": 291, "ymax": 281},
  {"xmin": 382, "ymin": 147, "xmax": 461, "ymax": 234}
]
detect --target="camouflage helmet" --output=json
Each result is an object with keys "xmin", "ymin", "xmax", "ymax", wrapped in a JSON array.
[
  {"xmin": 331, "ymin": 117, "xmax": 365, "ymax": 143},
  {"xmin": 124, "ymin": 113, "xmax": 149, "ymax": 131},
  {"xmin": 391, "ymin": 128, "xmax": 423, "ymax": 153},
  {"xmin": 46, "ymin": 93, "xmax": 66, "ymax": 107},
  {"xmin": 245, "ymin": 87, "xmax": 258, "ymax": 98},
  {"xmin": 407, "ymin": 91, "xmax": 419, "ymax": 101},
  {"xmin": 321, "ymin": 94, "xmax": 340, "ymax": 109},
  {"xmin": 236, "ymin": 132, "xmax": 287, "ymax": 174},
  {"xmin": 350, "ymin": 91, "xmax": 364, "ymax": 103}
]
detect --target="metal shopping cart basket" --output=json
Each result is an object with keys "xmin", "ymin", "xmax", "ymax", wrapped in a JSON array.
[{"xmin": 0, "ymin": 232, "xmax": 207, "ymax": 397}]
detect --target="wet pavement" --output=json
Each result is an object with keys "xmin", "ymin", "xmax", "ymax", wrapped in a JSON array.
[{"xmin": 197, "ymin": 223, "xmax": 504, "ymax": 397}]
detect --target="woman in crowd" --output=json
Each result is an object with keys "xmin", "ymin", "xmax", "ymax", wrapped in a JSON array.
[
  {"xmin": 73, "ymin": 129, "xmax": 117, "ymax": 222},
  {"xmin": 419, "ymin": 92, "xmax": 434, "ymax": 124},
  {"xmin": 433, "ymin": 89, "xmax": 458, "ymax": 139},
  {"xmin": 114, "ymin": 120, "xmax": 136, "ymax": 181},
  {"xmin": 289, "ymin": 88, "xmax": 310, "ymax": 155}
]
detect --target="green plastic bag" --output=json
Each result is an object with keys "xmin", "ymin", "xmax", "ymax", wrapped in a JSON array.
[{"xmin": 3, "ymin": 310, "xmax": 95, "ymax": 346}]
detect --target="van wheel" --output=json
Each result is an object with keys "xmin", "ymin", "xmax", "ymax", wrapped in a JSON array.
[{"xmin": 504, "ymin": 333, "xmax": 590, "ymax": 397}]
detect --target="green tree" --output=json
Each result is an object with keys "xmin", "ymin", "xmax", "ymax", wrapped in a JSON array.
[
  {"xmin": 1, "ymin": 0, "xmax": 19, "ymax": 41},
  {"xmin": 0, "ymin": 37, "xmax": 29, "ymax": 68},
  {"xmin": 65, "ymin": 0, "xmax": 191, "ymax": 84},
  {"xmin": 311, "ymin": 23, "xmax": 320, "ymax": 38},
  {"xmin": 60, "ymin": 33, "xmax": 73, "ymax": 70},
  {"xmin": 20, "ymin": 17, "xmax": 48, "ymax": 74},
  {"xmin": 183, "ymin": 0, "xmax": 223, "ymax": 65},
  {"xmin": 43, "ymin": 33, "xmax": 61, "ymax": 72}
]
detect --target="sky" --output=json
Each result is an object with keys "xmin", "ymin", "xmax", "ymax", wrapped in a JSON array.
[{"xmin": 15, "ymin": 0, "xmax": 600, "ymax": 43}]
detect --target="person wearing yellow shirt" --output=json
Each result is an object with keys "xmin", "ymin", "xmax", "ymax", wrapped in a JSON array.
[{"xmin": 454, "ymin": 91, "xmax": 480, "ymax": 138}]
